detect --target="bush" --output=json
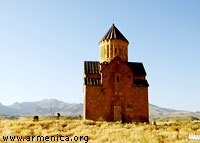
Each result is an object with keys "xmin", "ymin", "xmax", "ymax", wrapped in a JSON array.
[{"xmin": 98, "ymin": 116, "xmax": 104, "ymax": 121}]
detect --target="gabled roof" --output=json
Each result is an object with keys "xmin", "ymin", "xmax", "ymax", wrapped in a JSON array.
[
  {"xmin": 100, "ymin": 56, "xmax": 133, "ymax": 73},
  {"xmin": 133, "ymin": 79, "xmax": 149, "ymax": 87},
  {"xmin": 125, "ymin": 62, "xmax": 147, "ymax": 76},
  {"xmin": 84, "ymin": 78, "xmax": 101, "ymax": 85},
  {"xmin": 84, "ymin": 61, "xmax": 100, "ymax": 74},
  {"xmin": 100, "ymin": 24, "xmax": 129, "ymax": 43},
  {"xmin": 84, "ymin": 57, "xmax": 146, "ymax": 77}
]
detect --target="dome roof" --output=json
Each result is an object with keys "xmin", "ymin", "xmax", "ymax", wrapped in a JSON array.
[{"xmin": 100, "ymin": 24, "xmax": 129, "ymax": 43}]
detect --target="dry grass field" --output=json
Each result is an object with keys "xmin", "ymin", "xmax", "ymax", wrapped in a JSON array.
[{"xmin": 0, "ymin": 117, "xmax": 200, "ymax": 143}]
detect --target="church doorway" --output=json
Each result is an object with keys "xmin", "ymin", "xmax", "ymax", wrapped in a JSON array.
[{"xmin": 114, "ymin": 105, "xmax": 122, "ymax": 121}]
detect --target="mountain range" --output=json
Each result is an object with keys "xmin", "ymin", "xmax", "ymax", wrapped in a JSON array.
[{"xmin": 0, "ymin": 99, "xmax": 199, "ymax": 118}]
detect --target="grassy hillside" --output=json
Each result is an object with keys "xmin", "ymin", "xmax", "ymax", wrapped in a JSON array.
[
  {"xmin": 151, "ymin": 114, "xmax": 200, "ymax": 122},
  {"xmin": 0, "ymin": 118, "xmax": 200, "ymax": 143}
]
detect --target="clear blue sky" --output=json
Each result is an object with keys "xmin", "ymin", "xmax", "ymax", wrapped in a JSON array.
[{"xmin": 0, "ymin": 0, "xmax": 199, "ymax": 112}]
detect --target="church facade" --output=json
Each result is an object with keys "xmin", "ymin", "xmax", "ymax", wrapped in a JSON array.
[{"xmin": 83, "ymin": 24, "xmax": 149, "ymax": 122}]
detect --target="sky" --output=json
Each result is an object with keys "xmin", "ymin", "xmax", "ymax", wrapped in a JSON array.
[{"xmin": 0, "ymin": 0, "xmax": 199, "ymax": 112}]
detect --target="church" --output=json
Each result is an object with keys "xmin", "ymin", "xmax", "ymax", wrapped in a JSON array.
[{"xmin": 83, "ymin": 24, "xmax": 149, "ymax": 122}]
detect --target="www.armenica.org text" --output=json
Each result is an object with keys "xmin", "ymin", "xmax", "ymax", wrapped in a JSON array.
[{"xmin": 2, "ymin": 135, "xmax": 88, "ymax": 142}]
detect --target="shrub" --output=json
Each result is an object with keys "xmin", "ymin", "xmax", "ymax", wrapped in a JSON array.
[{"xmin": 98, "ymin": 116, "xmax": 104, "ymax": 121}]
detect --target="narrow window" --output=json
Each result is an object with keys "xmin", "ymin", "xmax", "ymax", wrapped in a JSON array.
[
  {"xmin": 110, "ymin": 45, "xmax": 113, "ymax": 58},
  {"xmin": 101, "ymin": 46, "xmax": 103, "ymax": 59},
  {"xmin": 117, "ymin": 76, "xmax": 119, "ymax": 82},
  {"xmin": 115, "ymin": 75, "xmax": 119, "ymax": 95},
  {"xmin": 104, "ymin": 47, "xmax": 107, "ymax": 58},
  {"xmin": 107, "ymin": 45, "xmax": 109, "ymax": 58}
]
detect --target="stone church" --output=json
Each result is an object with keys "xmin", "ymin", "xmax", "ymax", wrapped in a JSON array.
[{"xmin": 83, "ymin": 24, "xmax": 149, "ymax": 122}]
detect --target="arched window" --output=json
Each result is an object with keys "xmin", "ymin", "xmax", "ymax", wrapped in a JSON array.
[
  {"xmin": 104, "ymin": 47, "xmax": 107, "ymax": 58},
  {"xmin": 115, "ymin": 48, "xmax": 117, "ymax": 55},
  {"xmin": 115, "ymin": 74, "xmax": 120, "ymax": 95},
  {"xmin": 107, "ymin": 45, "xmax": 109, "ymax": 58},
  {"xmin": 117, "ymin": 76, "xmax": 119, "ymax": 82},
  {"xmin": 110, "ymin": 45, "xmax": 113, "ymax": 58}
]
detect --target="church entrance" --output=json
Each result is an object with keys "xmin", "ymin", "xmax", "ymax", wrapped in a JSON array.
[{"xmin": 114, "ymin": 105, "xmax": 122, "ymax": 121}]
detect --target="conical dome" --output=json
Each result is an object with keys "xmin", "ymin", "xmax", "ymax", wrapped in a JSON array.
[{"xmin": 100, "ymin": 24, "xmax": 129, "ymax": 43}]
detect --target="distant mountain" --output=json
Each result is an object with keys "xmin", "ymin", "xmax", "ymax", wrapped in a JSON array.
[
  {"xmin": 1, "ymin": 99, "xmax": 82, "ymax": 116},
  {"xmin": 0, "ymin": 102, "xmax": 20, "ymax": 115},
  {"xmin": 196, "ymin": 111, "xmax": 200, "ymax": 114},
  {"xmin": 0, "ymin": 99, "xmax": 199, "ymax": 118},
  {"xmin": 149, "ymin": 104, "xmax": 199, "ymax": 118}
]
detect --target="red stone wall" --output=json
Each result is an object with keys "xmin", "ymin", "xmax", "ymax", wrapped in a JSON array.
[{"xmin": 84, "ymin": 58, "xmax": 149, "ymax": 122}]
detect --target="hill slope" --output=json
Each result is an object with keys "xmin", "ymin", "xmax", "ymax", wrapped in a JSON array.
[
  {"xmin": 1, "ymin": 99, "xmax": 82, "ymax": 116},
  {"xmin": 149, "ymin": 104, "xmax": 199, "ymax": 118},
  {"xmin": 0, "ymin": 99, "xmax": 199, "ymax": 118}
]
